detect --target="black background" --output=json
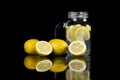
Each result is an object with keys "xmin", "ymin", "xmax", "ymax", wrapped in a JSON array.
[{"xmin": 14, "ymin": 0, "xmax": 99, "ymax": 80}]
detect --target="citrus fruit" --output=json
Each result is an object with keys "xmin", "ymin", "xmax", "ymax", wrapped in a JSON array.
[
  {"xmin": 36, "ymin": 57, "xmax": 52, "ymax": 72},
  {"xmin": 75, "ymin": 26, "xmax": 90, "ymax": 42},
  {"xmin": 66, "ymin": 24, "xmax": 82, "ymax": 42},
  {"xmin": 68, "ymin": 41, "xmax": 86, "ymax": 56},
  {"xmin": 24, "ymin": 55, "xmax": 41, "ymax": 70},
  {"xmin": 49, "ymin": 39, "xmax": 68, "ymax": 55},
  {"xmin": 50, "ymin": 57, "xmax": 68, "ymax": 72},
  {"xmin": 68, "ymin": 58, "xmax": 86, "ymax": 72},
  {"xmin": 36, "ymin": 41, "xmax": 52, "ymax": 56},
  {"xmin": 24, "ymin": 39, "xmax": 39, "ymax": 54}
]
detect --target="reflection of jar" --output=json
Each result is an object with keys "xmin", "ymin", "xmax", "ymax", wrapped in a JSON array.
[{"xmin": 66, "ymin": 56, "xmax": 91, "ymax": 80}]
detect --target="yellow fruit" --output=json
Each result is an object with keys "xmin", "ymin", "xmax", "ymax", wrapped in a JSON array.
[
  {"xmin": 24, "ymin": 55, "xmax": 41, "ymax": 70},
  {"xmin": 75, "ymin": 26, "xmax": 90, "ymax": 42},
  {"xmin": 50, "ymin": 57, "xmax": 68, "ymax": 72},
  {"xmin": 66, "ymin": 24, "xmax": 82, "ymax": 42},
  {"xmin": 36, "ymin": 41, "xmax": 53, "ymax": 56},
  {"xmin": 68, "ymin": 58, "xmax": 86, "ymax": 72},
  {"xmin": 68, "ymin": 41, "xmax": 86, "ymax": 56},
  {"xmin": 24, "ymin": 39, "xmax": 39, "ymax": 54},
  {"xmin": 36, "ymin": 57, "xmax": 52, "ymax": 72},
  {"xmin": 66, "ymin": 24, "xmax": 90, "ymax": 42},
  {"xmin": 49, "ymin": 39, "xmax": 68, "ymax": 55}
]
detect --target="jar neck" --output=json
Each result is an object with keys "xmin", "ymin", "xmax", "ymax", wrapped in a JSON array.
[
  {"xmin": 68, "ymin": 18, "xmax": 88, "ymax": 25},
  {"xmin": 67, "ymin": 11, "xmax": 88, "ymax": 25}
]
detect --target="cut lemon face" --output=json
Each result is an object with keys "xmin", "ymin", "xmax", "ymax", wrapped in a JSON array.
[
  {"xmin": 68, "ymin": 58, "xmax": 86, "ymax": 72},
  {"xmin": 36, "ymin": 59, "xmax": 52, "ymax": 72},
  {"xmin": 68, "ymin": 41, "xmax": 86, "ymax": 56},
  {"xmin": 75, "ymin": 27, "xmax": 90, "ymax": 42},
  {"xmin": 36, "ymin": 41, "xmax": 52, "ymax": 56}
]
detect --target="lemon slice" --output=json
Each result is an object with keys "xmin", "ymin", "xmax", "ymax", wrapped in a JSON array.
[
  {"xmin": 36, "ymin": 59, "xmax": 52, "ymax": 72},
  {"xmin": 68, "ymin": 58, "xmax": 86, "ymax": 72},
  {"xmin": 75, "ymin": 27, "xmax": 90, "ymax": 42},
  {"xmin": 36, "ymin": 41, "xmax": 52, "ymax": 56},
  {"xmin": 66, "ymin": 26, "xmax": 76, "ymax": 42},
  {"xmin": 68, "ymin": 41, "xmax": 86, "ymax": 56},
  {"xmin": 66, "ymin": 24, "xmax": 82, "ymax": 42}
]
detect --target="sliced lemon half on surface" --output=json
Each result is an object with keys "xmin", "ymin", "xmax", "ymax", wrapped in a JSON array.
[
  {"xmin": 36, "ymin": 41, "xmax": 52, "ymax": 56},
  {"xmin": 68, "ymin": 41, "xmax": 86, "ymax": 56}
]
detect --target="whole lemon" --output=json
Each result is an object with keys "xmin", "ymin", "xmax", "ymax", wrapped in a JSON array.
[
  {"xmin": 24, "ymin": 39, "xmax": 39, "ymax": 54},
  {"xmin": 49, "ymin": 39, "xmax": 68, "ymax": 55}
]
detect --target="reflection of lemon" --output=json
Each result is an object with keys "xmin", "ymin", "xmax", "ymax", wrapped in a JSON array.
[
  {"xmin": 68, "ymin": 58, "xmax": 86, "ymax": 72},
  {"xmin": 36, "ymin": 41, "xmax": 52, "ymax": 56},
  {"xmin": 36, "ymin": 57, "xmax": 52, "ymax": 72},
  {"xmin": 50, "ymin": 57, "xmax": 67, "ymax": 72},
  {"xmin": 24, "ymin": 39, "xmax": 39, "ymax": 54},
  {"xmin": 68, "ymin": 41, "xmax": 86, "ymax": 56},
  {"xmin": 49, "ymin": 39, "xmax": 68, "ymax": 55},
  {"xmin": 77, "ymin": 69, "xmax": 90, "ymax": 80},
  {"xmin": 66, "ymin": 68, "xmax": 90, "ymax": 80},
  {"xmin": 24, "ymin": 55, "xmax": 41, "ymax": 70}
]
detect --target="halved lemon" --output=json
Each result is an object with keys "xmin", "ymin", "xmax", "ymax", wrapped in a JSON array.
[
  {"xmin": 68, "ymin": 41, "xmax": 86, "ymax": 56},
  {"xmin": 36, "ymin": 58, "xmax": 52, "ymax": 72},
  {"xmin": 68, "ymin": 58, "xmax": 86, "ymax": 72},
  {"xmin": 75, "ymin": 27, "xmax": 90, "ymax": 42},
  {"xmin": 36, "ymin": 41, "xmax": 52, "ymax": 56}
]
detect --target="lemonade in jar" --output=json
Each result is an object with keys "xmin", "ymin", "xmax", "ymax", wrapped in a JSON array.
[{"xmin": 64, "ymin": 11, "xmax": 91, "ymax": 56}]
